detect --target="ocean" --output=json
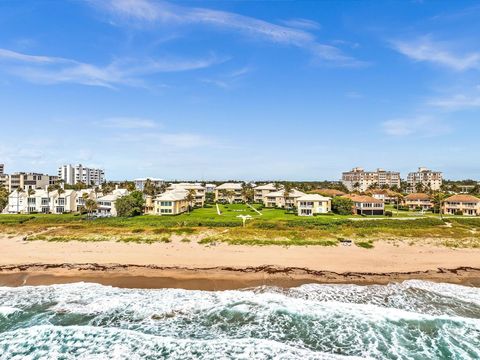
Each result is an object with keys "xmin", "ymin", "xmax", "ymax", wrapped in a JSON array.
[{"xmin": 0, "ymin": 281, "xmax": 479, "ymax": 359}]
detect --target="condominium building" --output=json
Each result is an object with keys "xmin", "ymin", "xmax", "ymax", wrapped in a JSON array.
[
  {"xmin": 253, "ymin": 183, "xmax": 278, "ymax": 203},
  {"xmin": 167, "ymin": 183, "xmax": 205, "ymax": 207},
  {"xmin": 296, "ymin": 194, "xmax": 331, "ymax": 216},
  {"xmin": 407, "ymin": 167, "xmax": 443, "ymax": 193},
  {"xmin": 153, "ymin": 190, "xmax": 190, "ymax": 215},
  {"xmin": 133, "ymin": 178, "xmax": 165, "ymax": 191},
  {"xmin": 442, "ymin": 195, "xmax": 480, "ymax": 216},
  {"xmin": 0, "ymin": 164, "xmax": 7, "ymax": 190},
  {"xmin": 8, "ymin": 172, "xmax": 57, "ymax": 192},
  {"xmin": 58, "ymin": 164, "xmax": 105, "ymax": 186},
  {"xmin": 263, "ymin": 188, "xmax": 306, "ymax": 208},
  {"xmin": 403, "ymin": 193, "xmax": 433, "ymax": 211},
  {"xmin": 215, "ymin": 183, "xmax": 244, "ymax": 203},
  {"xmin": 342, "ymin": 167, "xmax": 400, "ymax": 192}
]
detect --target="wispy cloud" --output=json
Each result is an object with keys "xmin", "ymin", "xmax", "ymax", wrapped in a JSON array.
[
  {"xmin": 100, "ymin": 117, "xmax": 159, "ymax": 129},
  {"xmin": 0, "ymin": 48, "xmax": 224, "ymax": 88},
  {"xmin": 280, "ymin": 18, "xmax": 321, "ymax": 30},
  {"xmin": 391, "ymin": 36, "xmax": 480, "ymax": 71},
  {"xmin": 89, "ymin": 0, "xmax": 363, "ymax": 66},
  {"xmin": 200, "ymin": 66, "xmax": 253, "ymax": 89},
  {"xmin": 382, "ymin": 116, "xmax": 450, "ymax": 137},
  {"xmin": 428, "ymin": 93, "xmax": 480, "ymax": 110}
]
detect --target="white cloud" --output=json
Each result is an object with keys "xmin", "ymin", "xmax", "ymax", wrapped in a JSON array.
[
  {"xmin": 0, "ymin": 48, "xmax": 224, "ymax": 88},
  {"xmin": 89, "ymin": 0, "xmax": 363, "ymax": 66},
  {"xmin": 428, "ymin": 93, "xmax": 480, "ymax": 109},
  {"xmin": 391, "ymin": 36, "xmax": 480, "ymax": 71},
  {"xmin": 100, "ymin": 117, "xmax": 159, "ymax": 129},
  {"xmin": 280, "ymin": 18, "xmax": 321, "ymax": 30},
  {"xmin": 382, "ymin": 116, "xmax": 450, "ymax": 137}
]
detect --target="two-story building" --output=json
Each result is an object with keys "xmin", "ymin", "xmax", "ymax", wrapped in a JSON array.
[
  {"xmin": 343, "ymin": 194, "xmax": 385, "ymax": 215},
  {"xmin": 403, "ymin": 193, "xmax": 432, "ymax": 211},
  {"xmin": 167, "ymin": 183, "xmax": 205, "ymax": 207},
  {"xmin": 296, "ymin": 194, "xmax": 331, "ymax": 216},
  {"xmin": 154, "ymin": 190, "xmax": 189, "ymax": 215},
  {"xmin": 442, "ymin": 195, "xmax": 480, "ymax": 216}
]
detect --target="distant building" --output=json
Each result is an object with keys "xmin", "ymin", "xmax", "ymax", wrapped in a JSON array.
[
  {"xmin": 403, "ymin": 193, "xmax": 433, "ymax": 211},
  {"xmin": 442, "ymin": 195, "xmax": 480, "ymax": 216},
  {"xmin": 167, "ymin": 183, "xmax": 205, "ymax": 207},
  {"xmin": 342, "ymin": 167, "xmax": 401, "ymax": 192},
  {"xmin": 133, "ymin": 178, "xmax": 165, "ymax": 191},
  {"xmin": 205, "ymin": 184, "xmax": 216, "ymax": 193},
  {"xmin": 8, "ymin": 172, "xmax": 57, "ymax": 192},
  {"xmin": 407, "ymin": 167, "xmax": 442, "ymax": 193},
  {"xmin": 0, "ymin": 164, "xmax": 7, "ymax": 190},
  {"xmin": 154, "ymin": 190, "xmax": 190, "ymax": 215},
  {"xmin": 253, "ymin": 183, "xmax": 278, "ymax": 203},
  {"xmin": 215, "ymin": 183, "xmax": 244, "ymax": 203},
  {"xmin": 263, "ymin": 188, "xmax": 306, "ymax": 208},
  {"xmin": 58, "ymin": 164, "xmax": 105, "ymax": 186}
]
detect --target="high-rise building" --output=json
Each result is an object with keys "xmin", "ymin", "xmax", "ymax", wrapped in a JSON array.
[
  {"xmin": 58, "ymin": 164, "xmax": 105, "ymax": 186},
  {"xmin": 407, "ymin": 167, "xmax": 443, "ymax": 193},
  {"xmin": 0, "ymin": 163, "xmax": 4, "ymax": 175},
  {"xmin": 0, "ymin": 164, "xmax": 8, "ymax": 190},
  {"xmin": 342, "ymin": 167, "xmax": 401, "ymax": 192},
  {"xmin": 8, "ymin": 172, "xmax": 57, "ymax": 192}
]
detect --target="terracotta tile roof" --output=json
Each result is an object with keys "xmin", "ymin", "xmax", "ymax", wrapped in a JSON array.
[
  {"xmin": 405, "ymin": 193, "xmax": 431, "ymax": 201},
  {"xmin": 343, "ymin": 194, "xmax": 383, "ymax": 204},
  {"xmin": 444, "ymin": 194, "xmax": 480, "ymax": 203}
]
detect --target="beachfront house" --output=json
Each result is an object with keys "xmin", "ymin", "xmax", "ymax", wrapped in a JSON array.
[
  {"xmin": 253, "ymin": 183, "xmax": 278, "ymax": 203},
  {"xmin": 95, "ymin": 189, "xmax": 129, "ymax": 217},
  {"xmin": 215, "ymin": 183, "xmax": 244, "ymax": 203},
  {"xmin": 167, "ymin": 183, "xmax": 205, "ymax": 207},
  {"xmin": 51, "ymin": 189, "xmax": 77, "ymax": 214},
  {"xmin": 343, "ymin": 194, "xmax": 385, "ymax": 215},
  {"xmin": 154, "ymin": 190, "xmax": 189, "ymax": 215},
  {"xmin": 263, "ymin": 188, "xmax": 306, "ymax": 208},
  {"xmin": 296, "ymin": 194, "xmax": 331, "ymax": 216},
  {"xmin": 6, "ymin": 189, "xmax": 28, "ymax": 213},
  {"xmin": 403, "ymin": 193, "xmax": 432, "ymax": 211},
  {"xmin": 442, "ymin": 195, "xmax": 480, "ymax": 216},
  {"xmin": 75, "ymin": 189, "xmax": 96, "ymax": 212}
]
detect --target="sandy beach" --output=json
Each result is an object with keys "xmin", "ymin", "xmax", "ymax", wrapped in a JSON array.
[{"xmin": 1, "ymin": 235, "xmax": 480, "ymax": 289}]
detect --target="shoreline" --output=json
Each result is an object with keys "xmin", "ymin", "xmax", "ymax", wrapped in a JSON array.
[
  {"xmin": 2, "ymin": 235, "xmax": 480, "ymax": 289},
  {"xmin": 1, "ymin": 264, "xmax": 480, "ymax": 290}
]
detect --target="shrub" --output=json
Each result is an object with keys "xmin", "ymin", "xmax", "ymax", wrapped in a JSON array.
[
  {"xmin": 455, "ymin": 210, "xmax": 463, "ymax": 216},
  {"xmin": 332, "ymin": 197, "xmax": 354, "ymax": 215},
  {"xmin": 116, "ymin": 191, "xmax": 145, "ymax": 217},
  {"xmin": 385, "ymin": 211, "xmax": 393, "ymax": 217}
]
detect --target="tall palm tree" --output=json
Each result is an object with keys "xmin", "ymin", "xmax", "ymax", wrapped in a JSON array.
[
  {"xmin": 185, "ymin": 189, "xmax": 196, "ymax": 212},
  {"xmin": 225, "ymin": 190, "xmax": 235, "ymax": 204},
  {"xmin": 241, "ymin": 184, "xmax": 253, "ymax": 204},
  {"xmin": 85, "ymin": 198, "xmax": 98, "ymax": 219},
  {"xmin": 16, "ymin": 186, "xmax": 24, "ymax": 213},
  {"xmin": 27, "ymin": 188, "xmax": 36, "ymax": 214},
  {"xmin": 283, "ymin": 183, "xmax": 292, "ymax": 209}
]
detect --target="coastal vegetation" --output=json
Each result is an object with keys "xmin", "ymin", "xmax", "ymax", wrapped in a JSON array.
[{"xmin": 0, "ymin": 203, "xmax": 479, "ymax": 248}]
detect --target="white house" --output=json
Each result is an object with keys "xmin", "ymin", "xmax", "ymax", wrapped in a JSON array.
[
  {"xmin": 296, "ymin": 194, "xmax": 332, "ymax": 216},
  {"xmin": 75, "ymin": 189, "xmax": 97, "ymax": 212},
  {"xmin": 6, "ymin": 189, "xmax": 28, "ymax": 213},
  {"xmin": 50, "ymin": 189, "xmax": 77, "ymax": 214},
  {"xmin": 154, "ymin": 190, "xmax": 190, "ymax": 215}
]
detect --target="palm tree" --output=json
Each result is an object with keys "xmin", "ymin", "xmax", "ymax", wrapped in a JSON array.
[
  {"xmin": 225, "ymin": 190, "xmax": 235, "ymax": 204},
  {"xmin": 16, "ymin": 186, "xmax": 24, "ymax": 213},
  {"xmin": 27, "ymin": 188, "xmax": 36, "ymax": 214},
  {"xmin": 85, "ymin": 198, "xmax": 98, "ymax": 219},
  {"xmin": 185, "ymin": 189, "xmax": 196, "ymax": 212},
  {"xmin": 283, "ymin": 183, "xmax": 292, "ymax": 209},
  {"xmin": 241, "ymin": 184, "xmax": 253, "ymax": 203}
]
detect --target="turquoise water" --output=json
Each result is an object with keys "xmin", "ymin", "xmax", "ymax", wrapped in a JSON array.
[{"xmin": 0, "ymin": 281, "xmax": 479, "ymax": 359}]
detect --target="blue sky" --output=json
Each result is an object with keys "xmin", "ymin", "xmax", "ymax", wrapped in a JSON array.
[{"xmin": 0, "ymin": 0, "xmax": 479, "ymax": 181}]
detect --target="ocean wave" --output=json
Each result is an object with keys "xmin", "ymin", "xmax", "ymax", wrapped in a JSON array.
[
  {"xmin": 0, "ymin": 325, "xmax": 362, "ymax": 360},
  {"xmin": 0, "ymin": 282, "xmax": 479, "ymax": 359}
]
